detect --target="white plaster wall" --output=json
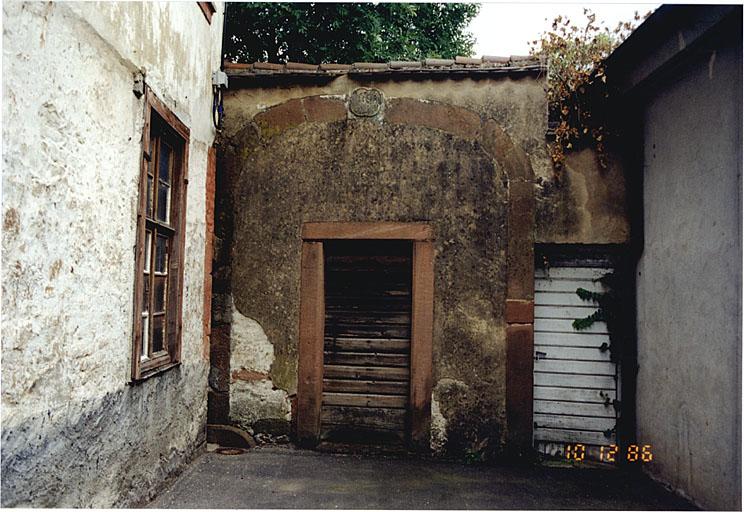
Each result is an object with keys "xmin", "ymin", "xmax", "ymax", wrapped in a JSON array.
[
  {"xmin": 228, "ymin": 297, "xmax": 291, "ymax": 431},
  {"xmin": 636, "ymin": 43, "xmax": 742, "ymax": 510},
  {"xmin": 2, "ymin": 1, "xmax": 223, "ymax": 506}
]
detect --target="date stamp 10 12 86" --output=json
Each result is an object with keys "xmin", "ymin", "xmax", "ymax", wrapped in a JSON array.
[{"xmin": 565, "ymin": 443, "xmax": 654, "ymax": 463}]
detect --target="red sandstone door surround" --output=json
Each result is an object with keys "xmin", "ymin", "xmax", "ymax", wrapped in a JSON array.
[{"xmin": 296, "ymin": 222, "xmax": 434, "ymax": 449}]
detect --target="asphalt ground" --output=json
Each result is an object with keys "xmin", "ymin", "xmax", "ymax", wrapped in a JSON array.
[{"xmin": 148, "ymin": 445, "xmax": 697, "ymax": 510}]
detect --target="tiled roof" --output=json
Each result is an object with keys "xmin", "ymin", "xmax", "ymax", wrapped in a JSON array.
[{"xmin": 224, "ymin": 55, "xmax": 545, "ymax": 79}]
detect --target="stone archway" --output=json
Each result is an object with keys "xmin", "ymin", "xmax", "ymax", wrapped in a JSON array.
[{"xmin": 215, "ymin": 92, "xmax": 536, "ymax": 454}]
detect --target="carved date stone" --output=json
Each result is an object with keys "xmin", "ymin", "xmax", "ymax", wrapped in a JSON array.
[{"xmin": 348, "ymin": 88, "xmax": 384, "ymax": 118}]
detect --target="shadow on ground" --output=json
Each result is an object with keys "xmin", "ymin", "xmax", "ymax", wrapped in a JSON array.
[{"xmin": 148, "ymin": 445, "xmax": 697, "ymax": 509}]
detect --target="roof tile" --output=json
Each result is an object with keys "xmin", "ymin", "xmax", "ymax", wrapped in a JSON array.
[
  {"xmin": 286, "ymin": 61, "xmax": 319, "ymax": 71},
  {"xmin": 352, "ymin": 62, "xmax": 389, "ymax": 70},
  {"xmin": 253, "ymin": 62, "xmax": 284, "ymax": 71},
  {"xmin": 455, "ymin": 56, "xmax": 482, "ymax": 65},
  {"xmin": 319, "ymin": 63, "xmax": 352, "ymax": 71},
  {"xmin": 482, "ymin": 55, "xmax": 510, "ymax": 64},
  {"xmin": 223, "ymin": 55, "xmax": 544, "ymax": 80},
  {"xmin": 424, "ymin": 58, "xmax": 455, "ymax": 67},
  {"xmin": 389, "ymin": 60, "xmax": 423, "ymax": 69}
]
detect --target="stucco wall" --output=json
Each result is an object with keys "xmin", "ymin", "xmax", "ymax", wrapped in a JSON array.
[
  {"xmin": 2, "ymin": 2, "xmax": 222, "ymax": 506},
  {"xmin": 219, "ymin": 82, "xmax": 516, "ymax": 456},
  {"xmin": 216, "ymin": 71, "xmax": 623, "ymax": 457},
  {"xmin": 223, "ymin": 73, "xmax": 630, "ymax": 247},
  {"xmin": 636, "ymin": 43, "xmax": 742, "ymax": 510}
]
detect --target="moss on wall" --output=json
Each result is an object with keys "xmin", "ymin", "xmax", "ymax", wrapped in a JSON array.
[
  {"xmin": 218, "ymin": 73, "xmax": 629, "ymax": 456},
  {"xmin": 221, "ymin": 104, "xmax": 511, "ymax": 454}
]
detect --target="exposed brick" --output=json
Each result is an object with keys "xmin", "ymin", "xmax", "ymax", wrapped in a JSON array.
[
  {"xmin": 302, "ymin": 96, "xmax": 346, "ymax": 123},
  {"xmin": 254, "ymin": 98, "xmax": 305, "ymax": 138},
  {"xmin": 506, "ymin": 299, "xmax": 534, "ymax": 324},
  {"xmin": 203, "ymin": 147, "xmax": 216, "ymax": 361},
  {"xmin": 207, "ymin": 390, "xmax": 230, "ymax": 424},
  {"xmin": 210, "ymin": 324, "xmax": 231, "ymax": 374},
  {"xmin": 289, "ymin": 394, "xmax": 298, "ymax": 438},
  {"xmin": 480, "ymin": 120, "xmax": 534, "ymax": 182},
  {"xmin": 505, "ymin": 323, "xmax": 534, "ymax": 455},
  {"xmin": 386, "ymin": 98, "xmax": 481, "ymax": 140},
  {"xmin": 455, "ymin": 56, "xmax": 482, "ymax": 65}
]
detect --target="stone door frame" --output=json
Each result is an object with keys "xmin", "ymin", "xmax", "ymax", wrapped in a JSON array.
[{"xmin": 296, "ymin": 222, "xmax": 434, "ymax": 449}]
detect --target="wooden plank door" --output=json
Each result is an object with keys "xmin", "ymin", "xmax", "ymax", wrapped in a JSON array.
[{"xmin": 321, "ymin": 240, "xmax": 412, "ymax": 445}]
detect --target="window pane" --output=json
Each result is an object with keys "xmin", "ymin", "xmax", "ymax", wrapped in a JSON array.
[
  {"xmin": 155, "ymin": 234, "xmax": 168, "ymax": 274},
  {"xmin": 157, "ymin": 183, "xmax": 170, "ymax": 223},
  {"xmin": 141, "ymin": 315, "xmax": 149, "ymax": 360},
  {"xmin": 153, "ymin": 276, "xmax": 167, "ymax": 313},
  {"xmin": 144, "ymin": 230, "xmax": 152, "ymax": 273},
  {"xmin": 142, "ymin": 275, "xmax": 150, "ymax": 313},
  {"xmin": 146, "ymin": 175, "xmax": 153, "ymax": 218},
  {"xmin": 159, "ymin": 142, "xmax": 171, "ymax": 183},
  {"xmin": 152, "ymin": 315, "xmax": 165, "ymax": 353}
]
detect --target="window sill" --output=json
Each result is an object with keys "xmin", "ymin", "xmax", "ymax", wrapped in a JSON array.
[{"xmin": 129, "ymin": 361, "xmax": 181, "ymax": 385}]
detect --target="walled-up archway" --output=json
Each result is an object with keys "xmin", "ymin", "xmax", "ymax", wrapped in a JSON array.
[{"xmin": 212, "ymin": 92, "xmax": 536, "ymax": 457}]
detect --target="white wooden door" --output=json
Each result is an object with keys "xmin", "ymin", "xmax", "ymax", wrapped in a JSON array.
[{"xmin": 533, "ymin": 266, "xmax": 620, "ymax": 460}]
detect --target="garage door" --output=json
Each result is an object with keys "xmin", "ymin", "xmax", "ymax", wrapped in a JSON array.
[{"xmin": 533, "ymin": 266, "xmax": 620, "ymax": 460}]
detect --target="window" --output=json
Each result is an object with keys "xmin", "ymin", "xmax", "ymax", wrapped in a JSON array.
[{"xmin": 131, "ymin": 86, "xmax": 190, "ymax": 381}]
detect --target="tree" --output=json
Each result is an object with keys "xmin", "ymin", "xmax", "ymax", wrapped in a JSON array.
[
  {"xmin": 529, "ymin": 9, "xmax": 649, "ymax": 176},
  {"xmin": 224, "ymin": 3, "xmax": 480, "ymax": 64}
]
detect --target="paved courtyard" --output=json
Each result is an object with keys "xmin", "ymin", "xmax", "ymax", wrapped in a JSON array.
[{"xmin": 148, "ymin": 446, "xmax": 697, "ymax": 509}]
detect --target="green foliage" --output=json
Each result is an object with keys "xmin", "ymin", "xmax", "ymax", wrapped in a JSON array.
[
  {"xmin": 224, "ymin": 3, "xmax": 479, "ymax": 64},
  {"xmin": 572, "ymin": 308, "xmax": 605, "ymax": 331},
  {"xmin": 529, "ymin": 9, "xmax": 649, "ymax": 177},
  {"xmin": 464, "ymin": 437, "xmax": 489, "ymax": 464},
  {"xmin": 572, "ymin": 272, "xmax": 614, "ymax": 332},
  {"xmin": 575, "ymin": 287, "xmax": 604, "ymax": 303}
]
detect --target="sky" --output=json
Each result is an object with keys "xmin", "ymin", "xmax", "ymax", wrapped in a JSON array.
[{"xmin": 467, "ymin": 2, "xmax": 660, "ymax": 57}]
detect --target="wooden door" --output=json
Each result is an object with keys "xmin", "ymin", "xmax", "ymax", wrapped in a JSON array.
[{"xmin": 321, "ymin": 240, "xmax": 412, "ymax": 445}]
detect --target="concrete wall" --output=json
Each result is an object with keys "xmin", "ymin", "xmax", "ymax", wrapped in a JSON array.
[
  {"xmin": 214, "ymin": 73, "xmax": 629, "ymax": 457},
  {"xmin": 2, "ymin": 2, "xmax": 222, "ymax": 506},
  {"xmin": 636, "ymin": 42, "xmax": 742, "ymax": 510}
]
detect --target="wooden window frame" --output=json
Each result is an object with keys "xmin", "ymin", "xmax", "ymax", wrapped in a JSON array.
[
  {"xmin": 131, "ymin": 86, "xmax": 190, "ymax": 382},
  {"xmin": 297, "ymin": 222, "xmax": 434, "ymax": 449},
  {"xmin": 197, "ymin": 2, "xmax": 216, "ymax": 24}
]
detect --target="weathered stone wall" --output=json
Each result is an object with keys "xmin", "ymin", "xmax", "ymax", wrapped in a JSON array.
[
  {"xmin": 2, "ymin": 2, "xmax": 222, "ymax": 506},
  {"xmin": 216, "ymin": 73, "xmax": 566, "ymax": 457},
  {"xmin": 221, "ymin": 73, "xmax": 630, "ymax": 247}
]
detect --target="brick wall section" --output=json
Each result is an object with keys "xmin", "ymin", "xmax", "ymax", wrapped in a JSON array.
[
  {"xmin": 203, "ymin": 146, "xmax": 216, "ymax": 360},
  {"xmin": 208, "ymin": 147, "xmax": 236, "ymax": 424}
]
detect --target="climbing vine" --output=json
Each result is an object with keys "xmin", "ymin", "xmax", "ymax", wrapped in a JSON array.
[
  {"xmin": 529, "ymin": 9, "xmax": 649, "ymax": 178},
  {"xmin": 572, "ymin": 270, "xmax": 627, "ymax": 363}
]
